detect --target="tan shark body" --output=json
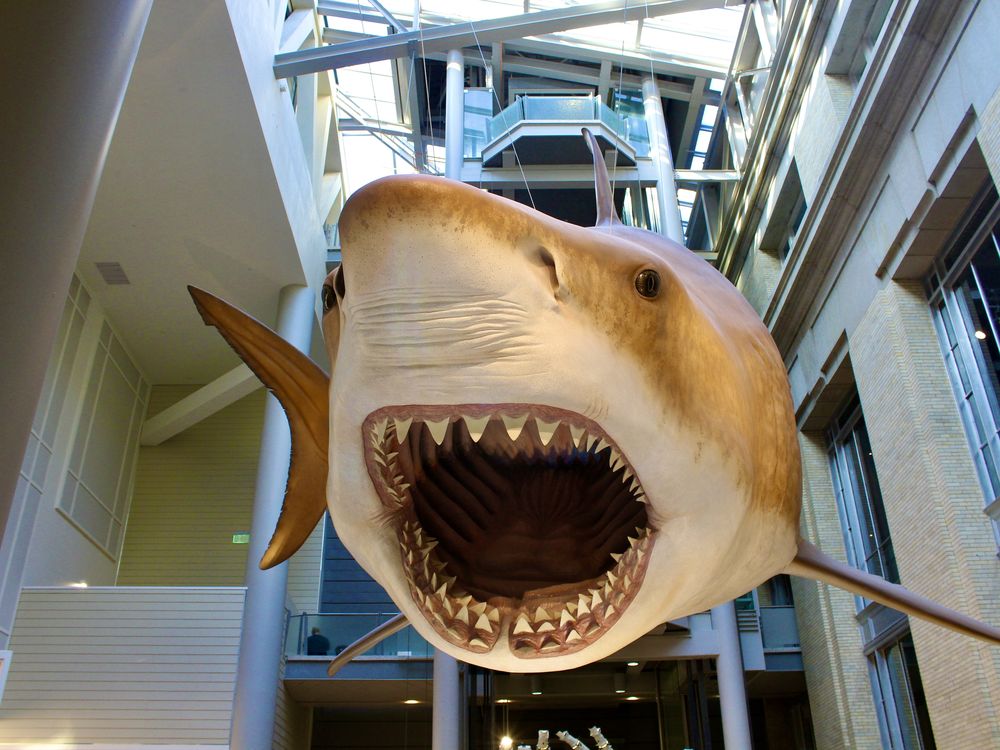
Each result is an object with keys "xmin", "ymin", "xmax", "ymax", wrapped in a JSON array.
[{"xmin": 189, "ymin": 132, "xmax": 999, "ymax": 673}]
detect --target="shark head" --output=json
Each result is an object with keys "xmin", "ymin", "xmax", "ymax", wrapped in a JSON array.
[
  {"xmin": 321, "ymin": 167, "xmax": 800, "ymax": 671},
  {"xmin": 189, "ymin": 132, "xmax": 1000, "ymax": 675}
]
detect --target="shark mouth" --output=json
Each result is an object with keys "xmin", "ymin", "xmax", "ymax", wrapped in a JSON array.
[{"xmin": 363, "ymin": 404, "xmax": 654, "ymax": 659}]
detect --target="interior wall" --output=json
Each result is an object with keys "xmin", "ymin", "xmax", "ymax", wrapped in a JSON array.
[
  {"xmin": 117, "ymin": 386, "xmax": 264, "ymax": 585},
  {"xmin": 13, "ymin": 276, "xmax": 149, "ymax": 594}
]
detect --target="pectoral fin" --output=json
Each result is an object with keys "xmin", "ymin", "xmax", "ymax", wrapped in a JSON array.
[
  {"xmin": 786, "ymin": 539, "xmax": 1000, "ymax": 644},
  {"xmin": 188, "ymin": 287, "xmax": 329, "ymax": 569}
]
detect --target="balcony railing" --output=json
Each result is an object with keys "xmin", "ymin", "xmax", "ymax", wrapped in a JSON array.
[
  {"xmin": 464, "ymin": 93, "xmax": 650, "ymax": 159},
  {"xmin": 286, "ymin": 612, "xmax": 432, "ymax": 658}
]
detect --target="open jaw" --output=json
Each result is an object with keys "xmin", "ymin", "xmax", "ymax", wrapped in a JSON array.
[{"xmin": 363, "ymin": 404, "xmax": 655, "ymax": 660}]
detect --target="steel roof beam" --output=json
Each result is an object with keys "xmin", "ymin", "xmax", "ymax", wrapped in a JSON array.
[{"xmin": 276, "ymin": 0, "xmax": 733, "ymax": 77}]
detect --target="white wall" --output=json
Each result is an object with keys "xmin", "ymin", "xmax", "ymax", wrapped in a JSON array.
[
  {"xmin": 0, "ymin": 586, "xmax": 244, "ymax": 745},
  {"xmin": 0, "ymin": 277, "xmax": 148, "ymax": 646}
]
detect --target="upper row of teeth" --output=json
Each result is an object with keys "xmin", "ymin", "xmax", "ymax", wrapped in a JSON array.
[{"xmin": 370, "ymin": 415, "xmax": 644, "ymax": 498}]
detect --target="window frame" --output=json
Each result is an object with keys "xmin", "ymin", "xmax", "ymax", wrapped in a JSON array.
[
  {"xmin": 926, "ymin": 189, "xmax": 1000, "ymax": 547},
  {"xmin": 827, "ymin": 397, "xmax": 898, "ymax": 598}
]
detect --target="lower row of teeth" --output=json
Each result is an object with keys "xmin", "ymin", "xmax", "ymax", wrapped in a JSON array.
[{"xmin": 399, "ymin": 520, "xmax": 653, "ymax": 655}]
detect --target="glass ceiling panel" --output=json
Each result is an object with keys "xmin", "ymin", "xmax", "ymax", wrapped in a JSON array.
[{"xmin": 327, "ymin": 1, "xmax": 744, "ymax": 202}]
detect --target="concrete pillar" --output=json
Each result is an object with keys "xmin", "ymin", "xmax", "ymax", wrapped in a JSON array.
[
  {"xmin": 0, "ymin": 0, "xmax": 151, "ymax": 542},
  {"xmin": 641, "ymin": 76, "xmax": 684, "ymax": 244},
  {"xmin": 433, "ymin": 650, "xmax": 462, "ymax": 750},
  {"xmin": 230, "ymin": 284, "xmax": 315, "ymax": 750},
  {"xmin": 445, "ymin": 48, "xmax": 465, "ymax": 181},
  {"xmin": 712, "ymin": 602, "xmax": 752, "ymax": 750},
  {"xmin": 432, "ymin": 35, "xmax": 463, "ymax": 722}
]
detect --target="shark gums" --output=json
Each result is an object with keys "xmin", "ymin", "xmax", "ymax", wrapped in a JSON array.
[{"xmin": 190, "ymin": 131, "xmax": 1000, "ymax": 673}]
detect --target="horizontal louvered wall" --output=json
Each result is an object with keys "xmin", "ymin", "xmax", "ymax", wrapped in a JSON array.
[
  {"xmin": 287, "ymin": 519, "xmax": 324, "ymax": 613},
  {"xmin": 0, "ymin": 587, "xmax": 244, "ymax": 745},
  {"xmin": 118, "ymin": 386, "xmax": 264, "ymax": 586}
]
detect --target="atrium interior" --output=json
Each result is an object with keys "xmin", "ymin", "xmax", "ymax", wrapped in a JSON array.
[{"xmin": 2, "ymin": 1, "xmax": 1000, "ymax": 749}]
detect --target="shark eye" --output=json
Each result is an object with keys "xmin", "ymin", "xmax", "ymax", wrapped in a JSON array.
[
  {"xmin": 634, "ymin": 269, "xmax": 661, "ymax": 299},
  {"xmin": 321, "ymin": 282, "xmax": 337, "ymax": 313}
]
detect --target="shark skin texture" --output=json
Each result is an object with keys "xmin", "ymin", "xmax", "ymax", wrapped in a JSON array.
[{"xmin": 188, "ymin": 133, "xmax": 1000, "ymax": 674}]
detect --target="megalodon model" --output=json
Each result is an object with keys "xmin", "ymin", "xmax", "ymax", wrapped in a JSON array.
[{"xmin": 190, "ymin": 131, "xmax": 1000, "ymax": 673}]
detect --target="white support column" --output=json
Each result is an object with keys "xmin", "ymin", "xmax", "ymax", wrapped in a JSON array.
[
  {"xmin": 431, "ymin": 28, "xmax": 463, "ymax": 718},
  {"xmin": 712, "ymin": 601, "xmax": 753, "ymax": 750},
  {"xmin": 0, "ymin": 0, "xmax": 151, "ymax": 542},
  {"xmin": 433, "ymin": 651, "xmax": 462, "ymax": 750},
  {"xmin": 230, "ymin": 284, "xmax": 315, "ymax": 750},
  {"xmin": 445, "ymin": 48, "xmax": 465, "ymax": 181},
  {"xmin": 642, "ymin": 75, "xmax": 685, "ymax": 244}
]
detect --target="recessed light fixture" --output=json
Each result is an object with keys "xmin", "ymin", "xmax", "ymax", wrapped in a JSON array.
[
  {"xmin": 496, "ymin": 698, "xmax": 512, "ymax": 704},
  {"xmin": 626, "ymin": 661, "xmax": 640, "ymax": 667},
  {"xmin": 975, "ymin": 330, "xmax": 988, "ymax": 340},
  {"xmin": 403, "ymin": 699, "xmax": 420, "ymax": 705},
  {"xmin": 530, "ymin": 675, "xmax": 542, "ymax": 695},
  {"xmin": 625, "ymin": 696, "xmax": 640, "ymax": 701}
]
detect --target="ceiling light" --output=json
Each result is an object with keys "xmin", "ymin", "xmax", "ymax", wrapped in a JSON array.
[
  {"xmin": 975, "ymin": 330, "xmax": 988, "ymax": 340},
  {"xmin": 500, "ymin": 736, "xmax": 514, "ymax": 750},
  {"xmin": 496, "ymin": 698, "xmax": 512, "ymax": 704},
  {"xmin": 530, "ymin": 675, "xmax": 542, "ymax": 695},
  {"xmin": 625, "ymin": 696, "xmax": 640, "ymax": 701},
  {"xmin": 403, "ymin": 699, "xmax": 420, "ymax": 705},
  {"xmin": 626, "ymin": 661, "xmax": 639, "ymax": 667},
  {"xmin": 613, "ymin": 672, "xmax": 626, "ymax": 694}
]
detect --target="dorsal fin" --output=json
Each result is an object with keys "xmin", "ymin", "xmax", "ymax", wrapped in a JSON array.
[
  {"xmin": 582, "ymin": 127, "xmax": 621, "ymax": 227},
  {"xmin": 188, "ymin": 286, "xmax": 330, "ymax": 569},
  {"xmin": 786, "ymin": 539, "xmax": 1000, "ymax": 644}
]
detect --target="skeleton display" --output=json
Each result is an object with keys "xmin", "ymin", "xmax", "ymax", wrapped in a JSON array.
[{"xmin": 189, "ymin": 130, "xmax": 1000, "ymax": 674}]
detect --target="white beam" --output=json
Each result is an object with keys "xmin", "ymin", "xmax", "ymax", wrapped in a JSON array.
[
  {"xmin": 676, "ymin": 76, "xmax": 707, "ymax": 167},
  {"xmin": 140, "ymin": 365, "xmax": 261, "ymax": 446},
  {"xmin": 275, "ymin": 0, "xmax": 731, "ymax": 77}
]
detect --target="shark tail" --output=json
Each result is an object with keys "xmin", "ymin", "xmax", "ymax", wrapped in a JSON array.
[
  {"xmin": 785, "ymin": 539, "xmax": 1000, "ymax": 645},
  {"xmin": 188, "ymin": 286, "xmax": 330, "ymax": 569},
  {"xmin": 581, "ymin": 128, "xmax": 621, "ymax": 227}
]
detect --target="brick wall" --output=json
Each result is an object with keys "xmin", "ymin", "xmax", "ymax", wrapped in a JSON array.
[
  {"xmin": 793, "ymin": 432, "xmax": 882, "ymax": 750},
  {"xmin": 850, "ymin": 280, "xmax": 1000, "ymax": 746}
]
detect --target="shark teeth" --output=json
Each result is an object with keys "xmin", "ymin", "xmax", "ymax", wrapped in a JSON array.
[
  {"xmin": 369, "ymin": 406, "xmax": 654, "ymax": 658},
  {"xmin": 398, "ymin": 519, "xmax": 502, "ymax": 653},
  {"xmin": 509, "ymin": 528, "xmax": 654, "ymax": 657}
]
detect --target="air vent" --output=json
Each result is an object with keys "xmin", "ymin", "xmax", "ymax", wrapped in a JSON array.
[{"xmin": 94, "ymin": 261, "xmax": 130, "ymax": 285}]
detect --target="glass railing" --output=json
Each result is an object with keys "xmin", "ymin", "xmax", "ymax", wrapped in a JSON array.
[
  {"xmin": 464, "ymin": 95, "xmax": 649, "ymax": 158},
  {"xmin": 286, "ymin": 612, "xmax": 432, "ymax": 658},
  {"xmin": 759, "ymin": 605, "xmax": 801, "ymax": 650}
]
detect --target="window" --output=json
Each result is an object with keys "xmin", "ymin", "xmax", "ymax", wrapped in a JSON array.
[
  {"xmin": 927, "ymin": 190, "xmax": 1000, "ymax": 544},
  {"xmin": 828, "ymin": 398, "xmax": 935, "ymax": 750},
  {"xmin": 57, "ymin": 321, "xmax": 148, "ymax": 559},
  {"xmin": 761, "ymin": 163, "xmax": 807, "ymax": 262},
  {"xmin": 827, "ymin": 396, "xmax": 898, "ymax": 586},
  {"xmin": 868, "ymin": 634, "xmax": 936, "ymax": 750},
  {"xmin": 826, "ymin": 0, "xmax": 894, "ymax": 81}
]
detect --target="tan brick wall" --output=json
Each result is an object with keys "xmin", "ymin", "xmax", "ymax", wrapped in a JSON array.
[
  {"xmin": 978, "ymin": 84, "xmax": 1000, "ymax": 185},
  {"xmin": 850, "ymin": 280, "xmax": 1000, "ymax": 747},
  {"xmin": 736, "ymin": 246, "xmax": 782, "ymax": 318},
  {"xmin": 793, "ymin": 432, "xmax": 882, "ymax": 750}
]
